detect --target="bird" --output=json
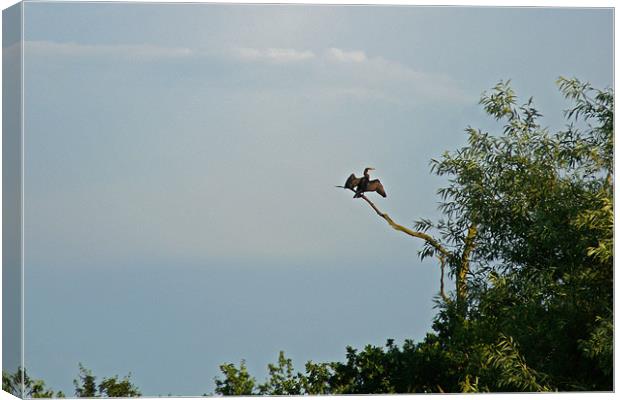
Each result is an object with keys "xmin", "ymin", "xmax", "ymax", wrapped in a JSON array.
[
  {"xmin": 337, "ymin": 167, "xmax": 387, "ymax": 198},
  {"xmin": 354, "ymin": 167, "xmax": 387, "ymax": 198}
]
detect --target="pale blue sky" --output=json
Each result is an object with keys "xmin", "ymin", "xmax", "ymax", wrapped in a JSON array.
[{"xmin": 18, "ymin": 3, "xmax": 612, "ymax": 395}]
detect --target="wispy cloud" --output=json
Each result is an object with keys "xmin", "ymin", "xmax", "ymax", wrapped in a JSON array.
[
  {"xmin": 325, "ymin": 47, "xmax": 367, "ymax": 63},
  {"xmin": 233, "ymin": 47, "xmax": 316, "ymax": 63},
  {"xmin": 231, "ymin": 45, "xmax": 470, "ymax": 103},
  {"xmin": 22, "ymin": 40, "xmax": 471, "ymax": 104},
  {"xmin": 233, "ymin": 46, "xmax": 368, "ymax": 64},
  {"xmin": 24, "ymin": 40, "xmax": 193, "ymax": 60}
]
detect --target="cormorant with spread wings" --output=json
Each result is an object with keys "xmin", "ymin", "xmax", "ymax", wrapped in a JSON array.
[{"xmin": 338, "ymin": 167, "xmax": 387, "ymax": 198}]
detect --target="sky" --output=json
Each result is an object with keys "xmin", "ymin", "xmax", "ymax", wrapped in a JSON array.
[{"xmin": 9, "ymin": 2, "xmax": 613, "ymax": 396}]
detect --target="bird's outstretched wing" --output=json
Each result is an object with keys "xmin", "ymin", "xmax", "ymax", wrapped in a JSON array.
[
  {"xmin": 344, "ymin": 173, "xmax": 361, "ymax": 190},
  {"xmin": 367, "ymin": 179, "xmax": 387, "ymax": 197}
]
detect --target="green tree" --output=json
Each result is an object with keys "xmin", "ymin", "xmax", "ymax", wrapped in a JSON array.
[
  {"xmin": 2, "ymin": 368, "xmax": 64, "ymax": 398},
  {"xmin": 257, "ymin": 352, "xmax": 303, "ymax": 395},
  {"xmin": 74, "ymin": 364, "xmax": 141, "ymax": 397},
  {"xmin": 74, "ymin": 364, "xmax": 97, "ymax": 397},
  {"xmin": 426, "ymin": 77, "xmax": 612, "ymax": 391},
  {"xmin": 97, "ymin": 374, "xmax": 141, "ymax": 397},
  {"xmin": 300, "ymin": 360, "xmax": 332, "ymax": 394},
  {"xmin": 215, "ymin": 77, "xmax": 613, "ymax": 393},
  {"xmin": 214, "ymin": 360, "xmax": 256, "ymax": 395}
]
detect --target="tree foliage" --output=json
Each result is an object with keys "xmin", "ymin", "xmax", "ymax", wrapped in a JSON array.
[
  {"xmin": 2, "ymin": 368, "xmax": 64, "ymax": 398},
  {"xmin": 73, "ymin": 364, "xmax": 141, "ymax": 397},
  {"xmin": 1, "ymin": 364, "xmax": 142, "ymax": 398},
  {"xmin": 213, "ymin": 360, "xmax": 256, "ymax": 396},
  {"xmin": 214, "ymin": 78, "xmax": 613, "ymax": 394}
]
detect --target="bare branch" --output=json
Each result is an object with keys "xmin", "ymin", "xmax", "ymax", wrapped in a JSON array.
[
  {"xmin": 357, "ymin": 193, "xmax": 452, "ymax": 260},
  {"xmin": 338, "ymin": 186, "xmax": 453, "ymax": 301}
]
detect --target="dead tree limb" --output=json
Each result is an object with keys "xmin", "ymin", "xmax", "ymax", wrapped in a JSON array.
[
  {"xmin": 358, "ymin": 194, "xmax": 451, "ymax": 259},
  {"xmin": 338, "ymin": 186, "xmax": 450, "ymax": 302}
]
